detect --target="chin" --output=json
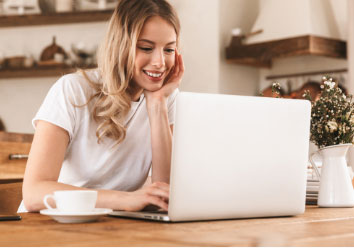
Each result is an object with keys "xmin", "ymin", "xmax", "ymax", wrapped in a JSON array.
[{"xmin": 145, "ymin": 83, "xmax": 164, "ymax": 92}]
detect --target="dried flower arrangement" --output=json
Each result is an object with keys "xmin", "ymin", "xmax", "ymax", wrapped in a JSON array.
[{"xmin": 270, "ymin": 77, "xmax": 354, "ymax": 148}]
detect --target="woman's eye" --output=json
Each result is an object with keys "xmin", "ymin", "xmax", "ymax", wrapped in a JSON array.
[
  {"xmin": 165, "ymin": 49, "xmax": 175, "ymax": 54},
  {"xmin": 139, "ymin": 47, "xmax": 152, "ymax": 52}
]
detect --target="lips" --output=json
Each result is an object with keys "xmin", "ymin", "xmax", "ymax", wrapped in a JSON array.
[{"xmin": 143, "ymin": 70, "xmax": 165, "ymax": 81}]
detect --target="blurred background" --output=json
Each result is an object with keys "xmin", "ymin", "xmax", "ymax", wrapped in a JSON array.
[{"xmin": 0, "ymin": 0, "xmax": 350, "ymax": 133}]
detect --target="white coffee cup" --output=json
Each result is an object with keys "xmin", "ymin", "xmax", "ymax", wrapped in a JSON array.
[{"xmin": 43, "ymin": 190, "xmax": 97, "ymax": 212}]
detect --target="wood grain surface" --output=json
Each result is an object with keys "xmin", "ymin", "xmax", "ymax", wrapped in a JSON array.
[
  {"xmin": 0, "ymin": 182, "xmax": 22, "ymax": 213},
  {"xmin": 0, "ymin": 64, "xmax": 97, "ymax": 79},
  {"xmin": 0, "ymin": 132, "xmax": 33, "ymax": 143},
  {"xmin": 0, "ymin": 141, "xmax": 31, "ymax": 179},
  {"xmin": 0, "ymin": 132, "xmax": 33, "ymax": 180},
  {"xmin": 1, "ymin": 206, "xmax": 354, "ymax": 246},
  {"xmin": 226, "ymin": 35, "xmax": 346, "ymax": 68},
  {"xmin": 0, "ymin": 10, "xmax": 113, "ymax": 28}
]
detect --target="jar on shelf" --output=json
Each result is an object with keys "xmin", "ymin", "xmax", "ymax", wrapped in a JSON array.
[{"xmin": 56, "ymin": 0, "xmax": 73, "ymax": 12}]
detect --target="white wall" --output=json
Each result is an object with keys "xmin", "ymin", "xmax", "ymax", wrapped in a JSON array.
[
  {"xmin": 170, "ymin": 0, "xmax": 220, "ymax": 93},
  {"xmin": 219, "ymin": 0, "xmax": 259, "ymax": 96},
  {"xmin": 0, "ymin": 77, "xmax": 54, "ymax": 132},
  {"xmin": 172, "ymin": 0, "xmax": 260, "ymax": 95}
]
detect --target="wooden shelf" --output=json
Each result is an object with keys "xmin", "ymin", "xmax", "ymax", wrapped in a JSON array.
[
  {"xmin": 225, "ymin": 35, "xmax": 347, "ymax": 68},
  {"xmin": 0, "ymin": 65, "xmax": 97, "ymax": 79},
  {"xmin": 0, "ymin": 10, "xmax": 113, "ymax": 28}
]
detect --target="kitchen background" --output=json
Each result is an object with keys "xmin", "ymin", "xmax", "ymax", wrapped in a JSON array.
[{"xmin": 0, "ymin": 0, "xmax": 350, "ymax": 134}]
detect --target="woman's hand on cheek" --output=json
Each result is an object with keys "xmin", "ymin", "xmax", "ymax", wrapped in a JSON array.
[{"xmin": 144, "ymin": 49, "xmax": 184, "ymax": 102}]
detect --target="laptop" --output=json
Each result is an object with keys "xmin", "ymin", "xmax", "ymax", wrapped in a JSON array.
[{"xmin": 109, "ymin": 92, "xmax": 311, "ymax": 222}]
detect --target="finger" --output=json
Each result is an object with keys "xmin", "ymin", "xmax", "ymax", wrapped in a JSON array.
[
  {"xmin": 147, "ymin": 196, "xmax": 169, "ymax": 211},
  {"xmin": 173, "ymin": 53, "xmax": 183, "ymax": 78},
  {"xmin": 163, "ymin": 54, "xmax": 177, "ymax": 84},
  {"xmin": 172, "ymin": 49, "xmax": 180, "ymax": 77},
  {"xmin": 147, "ymin": 188, "xmax": 169, "ymax": 200},
  {"xmin": 177, "ymin": 54, "xmax": 184, "ymax": 77},
  {"xmin": 168, "ymin": 55, "xmax": 182, "ymax": 84},
  {"xmin": 174, "ymin": 57, "xmax": 181, "ymax": 78},
  {"xmin": 147, "ymin": 184, "xmax": 170, "ymax": 199},
  {"xmin": 175, "ymin": 48, "xmax": 179, "ymax": 61}
]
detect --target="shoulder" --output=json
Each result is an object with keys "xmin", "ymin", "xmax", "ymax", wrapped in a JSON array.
[
  {"xmin": 56, "ymin": 69, "xmax": 100, "ymax": 92},
  {"xmin": 52, "ymin": 69, "xmax": 101, "ymax": 103}
]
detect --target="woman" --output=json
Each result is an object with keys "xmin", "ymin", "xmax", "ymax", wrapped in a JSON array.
[{"xmin": 20, "ymin": 0, "xmax": 184, "ymax": 212}]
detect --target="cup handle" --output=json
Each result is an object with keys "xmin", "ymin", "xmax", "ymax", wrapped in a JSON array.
[
  {"xmin": 309, "ymin": 151, "xmax": 321, "ymax": 180},
  {"xmin": 43, "ymin": 194, "xmax": 56, "ymax": 210}
]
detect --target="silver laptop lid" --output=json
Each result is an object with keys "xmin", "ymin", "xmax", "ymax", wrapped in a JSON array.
[{"xmin": 168, "ymin": 92, "xmax": 311, "ymax": 222}]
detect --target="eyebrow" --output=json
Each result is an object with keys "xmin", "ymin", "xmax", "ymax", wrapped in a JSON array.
[{"xmin": 138, "ymin": 39, "xmax": 176, "ymax": 46}]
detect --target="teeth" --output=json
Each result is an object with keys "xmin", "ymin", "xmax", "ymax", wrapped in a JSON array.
[{"xmin": 145, "ymin": 71, "xmax": 162, "ymax": 78}]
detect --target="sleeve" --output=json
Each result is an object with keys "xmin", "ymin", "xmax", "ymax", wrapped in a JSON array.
[
  {"xmin": 167, "ymin": 88, "xmax": 179, "ymax": 125},
  {"xmin": 32, "ymin": 75, "xmax": 81, "ymax": 142}
]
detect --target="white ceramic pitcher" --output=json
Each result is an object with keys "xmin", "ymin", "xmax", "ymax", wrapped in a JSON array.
[{"xmin": 310, "ymin": 143, "xmax": 354, "ymax": 207}]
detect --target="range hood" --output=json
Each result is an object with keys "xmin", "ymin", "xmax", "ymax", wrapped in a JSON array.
[{"xmin": 226, "ymin": 0, "xmax": 347, "ymax": 68}]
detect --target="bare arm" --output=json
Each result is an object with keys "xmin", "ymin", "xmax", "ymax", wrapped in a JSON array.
[
  {"xmin": 23, "ymin": 120, "xmax": 169, "ymax": 212},
  {"xmin": 144, "ymin": 50, "xmax": 184, "ymax": 183},
  {"xmin": 146, "ymin": 99, "xmax": 173, "ymax": 183}
]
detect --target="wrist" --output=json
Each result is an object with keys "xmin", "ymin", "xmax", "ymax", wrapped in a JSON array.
[
  {"xmin": 146, "ymin": 96, "xmax": 168, "ymax": 113},
  {"xmin": 96, "ymin": 189, "xmax": 129, "ymax": 211},
  {"xmin": 145, "ymin": 92, "xmax": 166, "ymax": 104}
]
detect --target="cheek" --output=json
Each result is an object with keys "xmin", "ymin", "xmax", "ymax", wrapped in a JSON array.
[{"xmin": 134, "ymin": 53, "xmax": 149, "ymax": 71}]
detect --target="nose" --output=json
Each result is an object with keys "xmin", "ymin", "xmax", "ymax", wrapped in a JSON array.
[{"xmin": 151, "ymin": 49, "xmax": 165, "ymax": 68}]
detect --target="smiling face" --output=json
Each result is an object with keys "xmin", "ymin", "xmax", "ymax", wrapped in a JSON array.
[{"xmin": 131, "ymin": 16, "xmax": 177, "ymax": 99}]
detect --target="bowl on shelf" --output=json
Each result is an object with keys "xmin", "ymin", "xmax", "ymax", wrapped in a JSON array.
[
  {"xmin": 38, "ymin": 0, "xmax": 56, "ymax": 14},
  {"xmin": 71, "ymin": 43, "xmax": 97, "ymax": 66}
]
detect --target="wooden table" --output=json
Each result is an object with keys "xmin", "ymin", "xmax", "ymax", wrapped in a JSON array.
[{"xmin": 2, "ymin": 206, "xmax": 354, "ymax": 246}]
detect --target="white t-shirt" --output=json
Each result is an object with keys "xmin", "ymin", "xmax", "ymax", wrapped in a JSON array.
[{"xmin": 18, "ymin": 69, "xmax": 178, "ymax": 212}]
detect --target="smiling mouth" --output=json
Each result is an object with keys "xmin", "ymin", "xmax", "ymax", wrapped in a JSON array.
[{"xmin": 143, "ymin": 70, "xmax": 164, "ymax": 79}]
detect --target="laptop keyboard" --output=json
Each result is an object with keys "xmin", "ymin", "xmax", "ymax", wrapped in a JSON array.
[
  {"xmin": 142, "ymin": 209, "xmax": 168, "ymax": 214},
  {"xmin": 142, "ymin": 205, "xmax": 168, "ymax": 214}
]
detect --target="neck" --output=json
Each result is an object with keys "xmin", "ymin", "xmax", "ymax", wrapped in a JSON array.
[
  {"xmin": 131, "ymin": 89, "xmax": 144, "ymax": 102},
  {"xmin": 128, "ymin": 81, "xmax": 144, "ymax": 102}
]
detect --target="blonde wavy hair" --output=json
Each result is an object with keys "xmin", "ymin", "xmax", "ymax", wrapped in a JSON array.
[{"xmin": 81, "ymin": 0, "xmax": 180, "ymax": 145}]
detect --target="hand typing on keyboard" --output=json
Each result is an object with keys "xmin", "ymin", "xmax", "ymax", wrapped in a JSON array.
[
  {"xmin": 142, "ymin": 204, "xmax": 166, "ymax": 212},
  {"xmin": 120, "ymin": 182, "xmax": 169, "ymax": 212}
]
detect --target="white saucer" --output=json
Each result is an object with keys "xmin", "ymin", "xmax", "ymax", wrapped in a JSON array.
[{"xmin": 40, "ymin": 208, "xmax": 113, "ymax": 223}]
